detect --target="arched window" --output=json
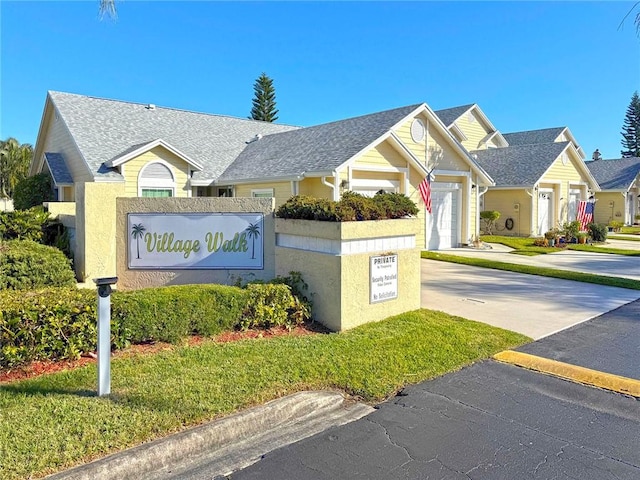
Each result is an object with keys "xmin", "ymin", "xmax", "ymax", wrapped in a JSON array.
[{"xmin": 138, "ymin": 161, "xmax": 175, "ymax": 197}]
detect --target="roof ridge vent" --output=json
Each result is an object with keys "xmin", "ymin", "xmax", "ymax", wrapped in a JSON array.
[
  {"xmin": 246, "ymin": 133, "xmax": 263, "ymax": 144},
  {"xmin": 146, "ymin": 104, "xmax": 156, "ymax": 110}
]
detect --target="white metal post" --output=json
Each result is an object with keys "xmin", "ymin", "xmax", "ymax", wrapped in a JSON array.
[{"xmin": 94, "ymin": 277, "xmax": 117, "ymax": 397}]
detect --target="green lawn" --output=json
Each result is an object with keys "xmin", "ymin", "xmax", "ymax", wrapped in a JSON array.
[
  {"xmin": 422, "ymin": 251, "xmax": 640, "ymax": 290},
  {"xmin": 0, "ymin": 310, "xmax": 528, "ymax": 480},
  {"xmin": 481, "ymin": 235, "xmax": 640, "ymax": 256}
]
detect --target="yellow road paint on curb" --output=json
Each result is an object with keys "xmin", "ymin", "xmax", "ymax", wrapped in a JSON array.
[{"xmin": 493, "ymin": 350, "xmax": 640, "ymax": 398}]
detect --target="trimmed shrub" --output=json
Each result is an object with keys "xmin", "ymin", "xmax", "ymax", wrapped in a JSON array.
[
  {"xmin": 0, "ymin": 279, "xmax": 312, "ymax": 368},
  {"xmin": 480, "ymin": 210, "xmax": 500, "ymax": 234},
  {"xmin": 373, "ymin": 191, "xmax": 419, "ymax": 219},
  {"xmin": 0, "ymin": 240, "xmax": 76, "ymax": 290},
  {"xmin": 0, "ymin": 207, "xmax": 49, "ymax": 242},
  {"xmin": 240, "ymin": 283, "xmax": 296, "ymax": 330},
  {"xmin": 12, "ymin": 173, "xmax": 53, "ymax": 211},
  {"xmin": 0, "ymin": 288, "xmax": 98, "ymax": 367},
  {"xmin": 588, "ymin": 223, "xmax": 608, "ymax": 243},
  {"xmin": 111, "ymin": 284, "xmax": 247, "ymax": 344},
  {"xmin": 276, "ymin": 192, "xmax": 418, "ymax": 222}
]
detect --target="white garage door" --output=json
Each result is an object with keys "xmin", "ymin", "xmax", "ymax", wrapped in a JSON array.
[{"xmin": 427, "ymin": 187, "xmax": 459, "ymax": 250}]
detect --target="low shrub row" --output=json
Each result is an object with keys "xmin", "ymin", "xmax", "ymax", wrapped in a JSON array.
[
  {"xmin": 276, "ymin": 191, "xmax": 418, "ymax": 222},
  {"xmin": 0, "ymin": 240, "xmax": 76, "ymax": 290},
  {"xmin": 0, "ymin": 281, "xmax": 310, "ymax": 368}
]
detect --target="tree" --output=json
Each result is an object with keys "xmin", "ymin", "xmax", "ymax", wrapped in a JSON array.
[
  {"xmin": 131, "ymin": 223, "xmax": 146, "ymax": 259},
  {"xmin": 244, "ymin": 223, "xmax": 261, "ymax": 259},
  {"xmin": 99, "ymin": 0, "xmax": 117, "ymax": 19},
  {"xmin": 621, "ymin": 91, "xmax": 640, "ymax": 157},
  {"xmin": 249, "ymin": 73, "xmax": 279, "ymax": 122},
  {"xmin": 0, "ymin": 138, "xmax": 32, "ymax": 199}
]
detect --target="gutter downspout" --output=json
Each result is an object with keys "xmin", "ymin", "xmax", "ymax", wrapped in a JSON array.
[
  {"xmin": 322, "ymin": 174, "xmax": 338, "ymax": 201},
  {"xmin": 476, "ymin": 185, "xmax": 488, "ymax": 238}
]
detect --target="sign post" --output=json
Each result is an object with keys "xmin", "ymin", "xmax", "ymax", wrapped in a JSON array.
[{"xmin": 94, "ymin": 277, "xmax": 118, "ymax": 397}]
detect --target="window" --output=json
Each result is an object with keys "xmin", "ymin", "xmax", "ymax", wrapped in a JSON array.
[
  {"xmin": 138, "ymin": 161, "xmax": 176, "ymax": 197},
  {"xmin": 142, "ymin": 189, "xmax": 173, "ymax": 198},
  {"xmin": 218, "ymin": 187, "xmax": 234, "ymax": 197},
  {"xmin": 251, "ymin": 188, "xmax": 274, "ymax": 198}
]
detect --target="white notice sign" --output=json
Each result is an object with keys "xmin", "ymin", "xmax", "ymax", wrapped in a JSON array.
[{"xmin": 370, "ymin": 254, "xmax": 398, "ymax": 303}]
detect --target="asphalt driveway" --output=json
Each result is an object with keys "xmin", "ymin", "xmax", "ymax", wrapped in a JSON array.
[{"xmin": 421, "ymin": 253, "xmax": 640, "ymax": 339}]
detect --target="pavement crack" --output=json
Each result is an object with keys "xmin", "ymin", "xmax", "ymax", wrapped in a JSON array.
[{"xmin": 365, "ymin": 417, "xmax": 414, "ymax": 465}]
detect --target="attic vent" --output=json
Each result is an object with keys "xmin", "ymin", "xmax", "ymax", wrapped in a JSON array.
[
  {"xmin": 246, "ymin": 134, "xmax": 263, "ymax": 144},
  {"xmin": 146, "ymin": 104, "xmax": 156, "ymax": 110}
]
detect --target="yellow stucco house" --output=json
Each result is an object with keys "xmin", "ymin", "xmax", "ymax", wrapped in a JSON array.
[
  {"xmin": 435, "ymin": 104, "xmax": 600, "ymax": 236},
  {"xmin": 30, "ymin": 91, "xmax": 493, "ymax": 281},
  {"xmin": 586, "ymin": 156, "xmax": 640, "ymax": 226}
]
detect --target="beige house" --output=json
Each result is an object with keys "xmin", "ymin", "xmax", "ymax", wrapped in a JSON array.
[
  {"xmin": 586, "ymin": 157, "xmax": 640, "ymax": 225},
  {"xmin": 30, "ymin": 91, "xmax": 492, "ymax": 281},
  {"xmin": 435, "ymin": 104, "xmax": 599, "ymax": 236}
]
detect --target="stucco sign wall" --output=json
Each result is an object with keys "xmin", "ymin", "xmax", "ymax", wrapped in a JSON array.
[{"xmin": 128, "ymin": 213, "xmax": 264, "ymax": 269}]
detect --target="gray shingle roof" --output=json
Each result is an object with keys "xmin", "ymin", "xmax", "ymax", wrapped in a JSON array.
[
  {"xmin": 433, "ymin": 104, "xmax": 475, "ymax": 127},
  {"xmin": 586, "ymin": 157, "xmax": 640, "ymax": 190},
  {"xmin": 503, "ymin": 127, "xmax": 566, "ymax": 146},
  {"xmin": 49, "ymin": 91, "xmax": 299, "ymax": 182},
  {"xmin": 218, "ymin": 104, "xmax": 423, "ymax": 182},
  {"xmin": 471, "ymin": 142, "xmax": 570, "ymax": 187},
  {"xmin": 44, "ymin": 152, "xmax": 73, "ymax": 184}
]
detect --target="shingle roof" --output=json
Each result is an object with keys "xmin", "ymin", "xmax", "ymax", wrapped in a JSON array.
[
  {"xmin": 471, "ymin": 142, "xmax": 570, "ymax": 187},
  {"xmin": 44, "ymin": 152, "xmax": 73, "ymax": 184},
  {"xmin": 586, "ymin": 157, "xmax": 640, "ymax": 190},
  {"xmin": 48, "ymin": 91, "xmax": 299, "ymax": 182},
  {"xmin": 433, "ymin": 104, "xmax": 474, "ymax": 127},
  {"xmin": 218, "ymin": 104, "xmax": 423, "ymax": 182},
  {"xmin": 503, "ymin": 127, "xmax": 566, "ymax": 146}
]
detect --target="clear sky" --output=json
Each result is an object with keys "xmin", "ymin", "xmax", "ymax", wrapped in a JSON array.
[{"xmin": 1, "ymin": 1, "xmax": 639, "ymax": 160}]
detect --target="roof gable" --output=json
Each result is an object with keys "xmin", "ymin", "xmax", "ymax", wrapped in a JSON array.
[
  {"xmin": 46, "ymin": 91, "xmax": 299, "ymax": 182},
  {"xmin": 586, "ymin": 157, "xmax": 640, "ymax": 190},
  {"xmin": 472, "ymin": 142, "xmax": 571, "ymax": 187},
  {"xmin": 217, "ymin": 104, "xmax": 424, "ymax": 182},
  {"xmin": 433, "ymin": 104, "xmax": 475, "ymax": 127},
  {"xmin": 105, "ymin": 139, "xmax": 204, "ymax": 171}
]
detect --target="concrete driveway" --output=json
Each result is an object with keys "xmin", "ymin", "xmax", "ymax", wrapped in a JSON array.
[{"xmin": 421, "ymin": 255, "xmax": 640, "ymax": 340}]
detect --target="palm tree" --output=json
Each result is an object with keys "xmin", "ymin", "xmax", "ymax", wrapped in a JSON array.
[
  {"xmin": 0, "ymin": 138, "xmax": 32, "ymax": 199},
  {"xmin": 131, "ymin": 223, "xmax": 146, "ymax": 259},
  {"xmin": 244, "ymin": 223, "xmax": 261, "ymax": 259}
]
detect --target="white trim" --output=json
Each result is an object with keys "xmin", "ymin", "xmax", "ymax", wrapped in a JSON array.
[
  {"xmin": 106, "ymin": 138, "xmax": 204, "ymax": 171},
  {"xmin": 433, "ymin": 169, "xmax": 471, "ymax": 178},
  {"xmin": 276, "ymin": 233, "xmax": 415, "ymax": 255},
  {"xmin": 137, "ymin": 160, "xmax": 176, "ymax": 197},
  {"xmin": 251, "ymin": 188, "xmax": 275, "ymax": 198}
]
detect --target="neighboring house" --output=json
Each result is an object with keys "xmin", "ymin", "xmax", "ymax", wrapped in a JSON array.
[
  {"xmin": 30, "ymin": 91, "xmax": 493, "ymax": 281},
  {"xmin": 435, "ymin": 104, "xmax": 599, "ymax": 236},
  {"xmin": 586, "ymin": 157, "xmax": 640, "ymax": 226}
]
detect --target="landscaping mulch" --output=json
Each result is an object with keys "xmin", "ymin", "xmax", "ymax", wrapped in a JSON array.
[{"xmin": 0, "ymin": 323, "xmax": 324, "ymax": 384}]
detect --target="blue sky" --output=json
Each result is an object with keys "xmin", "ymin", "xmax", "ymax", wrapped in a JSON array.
[{"xmin": 1, "ymin": 1, "xmax": 639, "ymax": 160}]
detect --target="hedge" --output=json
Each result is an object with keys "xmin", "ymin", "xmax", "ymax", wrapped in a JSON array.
[
  {"xmin": 276, "ymin": 191, "xmax": 418, "ymax": 222},
  {"xmin": 0, "ymin": 282, "xmax": 307, "ymax": 368},
  {"xmin": 0, "ymin": 240, "xmax": 76, "ymax": 290}
]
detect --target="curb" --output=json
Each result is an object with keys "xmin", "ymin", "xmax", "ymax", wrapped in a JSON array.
[
  {"xmin": 46, "ymin": 391, "xmax": 374, "ymax": 480},
  {"xmin": 494, "ymin": 350, "xmax": 640, "ymax": 398}
]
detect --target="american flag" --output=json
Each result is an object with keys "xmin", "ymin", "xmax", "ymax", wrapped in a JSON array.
[
  {"xmin": 576, "ymin": 200, "xmax": 594, "ymax": 231},
  {"xmin": 418, "ymin": 176, "xmax": 432, "ymax": 214}
]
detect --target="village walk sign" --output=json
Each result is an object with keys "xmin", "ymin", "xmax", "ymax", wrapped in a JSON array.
[{"xmin": 128, "ymin": 213, "xmax": 264, "ymax": 269}]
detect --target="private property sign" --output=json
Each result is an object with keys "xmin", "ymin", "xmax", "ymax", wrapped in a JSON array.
[
  {"xmin": 370, "ymin": 254, "xmax": 398, "ymax": 303},
  {"xmin": 128, "ymin": 213, "xmax": 264, "ymax": 269}
]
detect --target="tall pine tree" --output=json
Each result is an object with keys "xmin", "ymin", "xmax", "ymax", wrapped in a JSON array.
[
  {"xmin": 621, "ymin": 91, "xmax": 640, "ymax": 157},
  {"xmin": 249, "ymin": 73, "xmax": 278, "ymax": 122}
]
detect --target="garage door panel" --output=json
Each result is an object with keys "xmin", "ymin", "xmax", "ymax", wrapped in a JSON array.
[{"xmin": 428, "ymin": 189, "xmax": 458, "ymax": 250}]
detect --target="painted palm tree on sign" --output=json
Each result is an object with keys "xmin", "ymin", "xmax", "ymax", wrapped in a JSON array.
[
  {"xmin": 244, "ymin": 223, "xmax": 261, "ymax": 260},
  {"xmin": 131, "ymin": 223, "xmax": 146, "ymax": 259}
]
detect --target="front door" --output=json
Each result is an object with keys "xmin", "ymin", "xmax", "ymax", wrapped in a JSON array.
[{"xmin": 537, "ymin": 191, "xmax": 552, "ymax": 235}]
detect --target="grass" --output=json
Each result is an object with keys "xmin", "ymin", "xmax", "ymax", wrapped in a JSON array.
[
  {"xmin": 481, "ymin": 235, "xmax": 640, "ymax": 256},
  {"xmin": 422, "ymin": 251, "xmax": 640, "ymax": 290},
  {"xmin": 620, "ymin": 226, "xmax": 640, "ymax": 234},
  {"xmin": 0, "ymin": 310, "xmax": 528, "ymax": 480}
]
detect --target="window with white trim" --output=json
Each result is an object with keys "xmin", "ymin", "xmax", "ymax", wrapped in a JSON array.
[
  {"xmin": 251, "ymin": 188, "xmax": 274, "ymax": 198},
  {"xmin": 138, "ymin": 161, "xmax": 175, "ymax": 197}
]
